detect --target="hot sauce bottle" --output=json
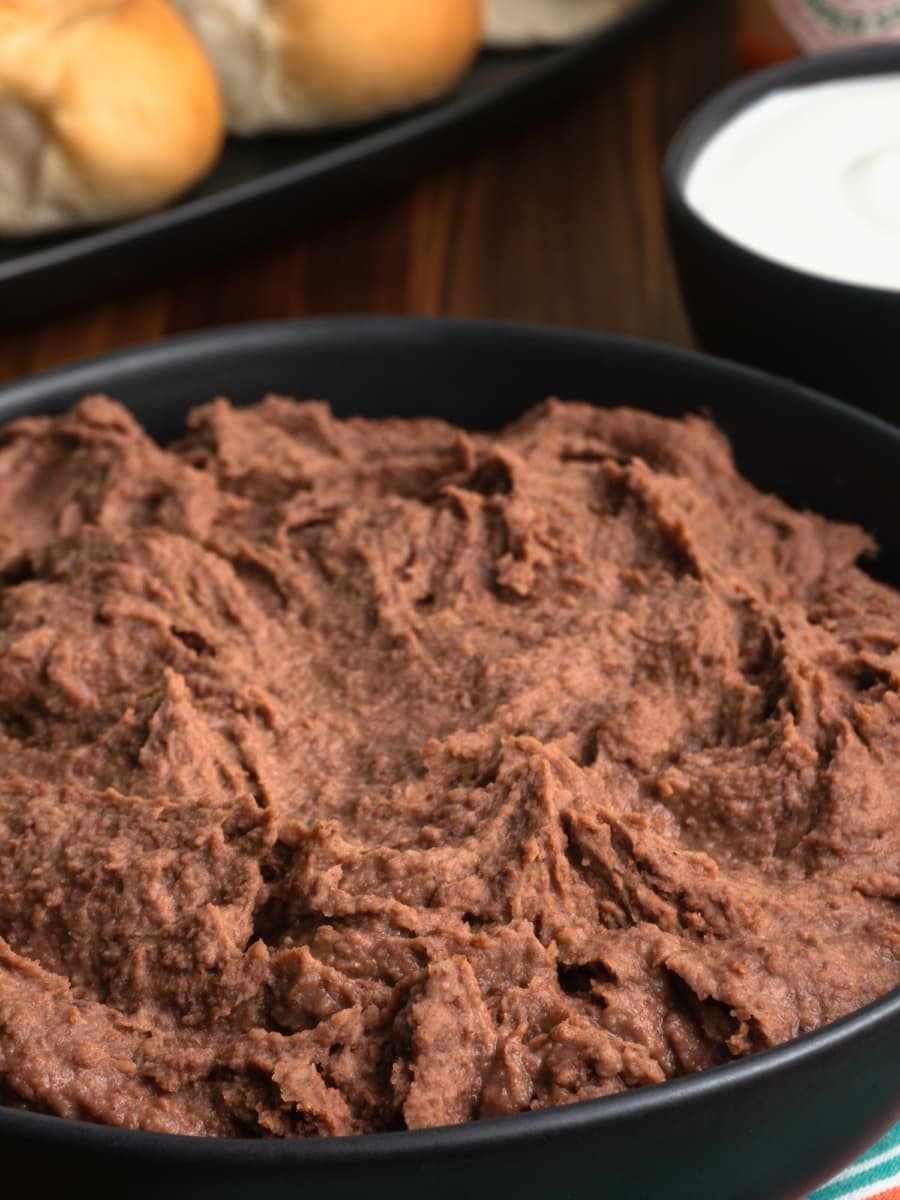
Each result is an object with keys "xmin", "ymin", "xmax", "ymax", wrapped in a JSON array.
[{"xmin": 738, "ymin": 0, "xmax": 900, "ymax": 71}]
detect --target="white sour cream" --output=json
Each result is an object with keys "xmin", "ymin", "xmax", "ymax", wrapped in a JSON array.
[{"xmin": 685, "ymin": 74, "xmax": 900, "ymax": 292}]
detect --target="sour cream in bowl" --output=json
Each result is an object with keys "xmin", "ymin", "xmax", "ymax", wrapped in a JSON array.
[
  {"xmin": 664, "ymin": 45, "xmax": 900, "ymax": 424},
  {"xmin": 686, "ymin": 73, "xmax": 900, "ymax": 292}
]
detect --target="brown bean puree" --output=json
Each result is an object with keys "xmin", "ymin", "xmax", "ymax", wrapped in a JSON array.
[{"xmin": 0, "ymin": 395, "xmax": 897, "ymax": 1139}]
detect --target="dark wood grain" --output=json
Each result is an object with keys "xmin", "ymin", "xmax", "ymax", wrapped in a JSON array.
[{"xmin": 0, "ymin": 0, "xmax": 735, "ymax": 387}]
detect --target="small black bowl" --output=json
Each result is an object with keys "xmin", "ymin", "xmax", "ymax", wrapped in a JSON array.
[
  {"xmin": 664, "ymin": 44, "xmax": 900, "ymax": 426},
  {"xmin": 0, "ymin": 318, "xmax": 898, "ymax": 1200}
]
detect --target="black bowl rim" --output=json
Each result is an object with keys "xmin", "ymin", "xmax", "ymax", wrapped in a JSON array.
[
  {"xmin": 664, "ymin": 42, "xmax": 900, "ymax": 303},
  {"xmin": 0, "ymin": 315, "xmax": 898, "ymax": 1166},
  {"xmin": 4, "ymin": 313, "xmax": 900, "ymax": 445}
]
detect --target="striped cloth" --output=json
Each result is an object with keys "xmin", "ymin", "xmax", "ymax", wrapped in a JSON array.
[{"xmin": 810, "ymin": 1125, "xmax": 900, "ymax": 1200}]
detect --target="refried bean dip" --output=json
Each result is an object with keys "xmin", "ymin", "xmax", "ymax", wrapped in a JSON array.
[{"xmin": 0, "ymin": 395, "xmax": 897, "ymax": 1138}]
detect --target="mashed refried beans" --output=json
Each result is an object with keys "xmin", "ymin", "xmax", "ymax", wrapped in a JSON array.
[{"xmin": 0, "ymin": 395, "xmax": 897, "ymax": 1138}]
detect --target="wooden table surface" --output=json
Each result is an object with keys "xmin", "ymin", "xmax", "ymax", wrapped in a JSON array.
[{"xmin": 0, "ymin": 0, "xmax": 735, "ymax": 388}]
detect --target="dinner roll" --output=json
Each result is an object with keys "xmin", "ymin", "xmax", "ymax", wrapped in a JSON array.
[
  {"xmin": 483, "ymin": 0, "xmax": 640, "ymax": 46},
  {"xmin": 171, "ymin": 0, "xmax": 482, "ymax": 135},
  {"xmin": 0, "ymin": 0, "xmax": 224, "ymax": 238}
]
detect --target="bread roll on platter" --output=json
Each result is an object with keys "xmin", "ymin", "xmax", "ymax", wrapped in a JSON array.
[
  {"xmin": 0, "ymin": 0, "xmax": 224, "ymax": 237},
  {"xmin": 171, "ymin": 0, "xmax": 482, "ymax": 135}
]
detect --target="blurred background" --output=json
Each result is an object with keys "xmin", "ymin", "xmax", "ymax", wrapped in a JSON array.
[
  {"xmin": 0, "ymin": 0, "xmax": 893, "ymax": 390},
  {"xmin": 0, "ymin": 0, "xmax": 735, "ymax": 381}
]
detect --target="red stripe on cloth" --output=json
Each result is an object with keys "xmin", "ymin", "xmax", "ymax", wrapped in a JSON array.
[{"xmin": 870, "ymin": 1188, "xmax": 900, "ymax": 1200}]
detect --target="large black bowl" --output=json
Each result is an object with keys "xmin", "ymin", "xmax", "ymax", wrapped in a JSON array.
[
  {"xmin": 0, "ymin": 319, "xmax": 898, "ymax": 1200},
  {"xmin": 664, "ymin": 45, "xmax": 900, "ymax": 426}
]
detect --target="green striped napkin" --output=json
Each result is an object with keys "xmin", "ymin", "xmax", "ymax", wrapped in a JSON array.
[{"xmin": 809, "ymin": 1124, "xmax": 900, "ymax": 1200}]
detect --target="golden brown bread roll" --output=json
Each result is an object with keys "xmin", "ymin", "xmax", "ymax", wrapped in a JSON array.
[
  {"xmin": 0, "ymin": 0, "xmax": 224, "ymax": 237},
  {"xmin": 483, "ymin": 0, "xmax": 641, "ymax": 46},
  {"xmin": 171, "ymin": 0, "xmax": 482, "ymax": 135}
]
